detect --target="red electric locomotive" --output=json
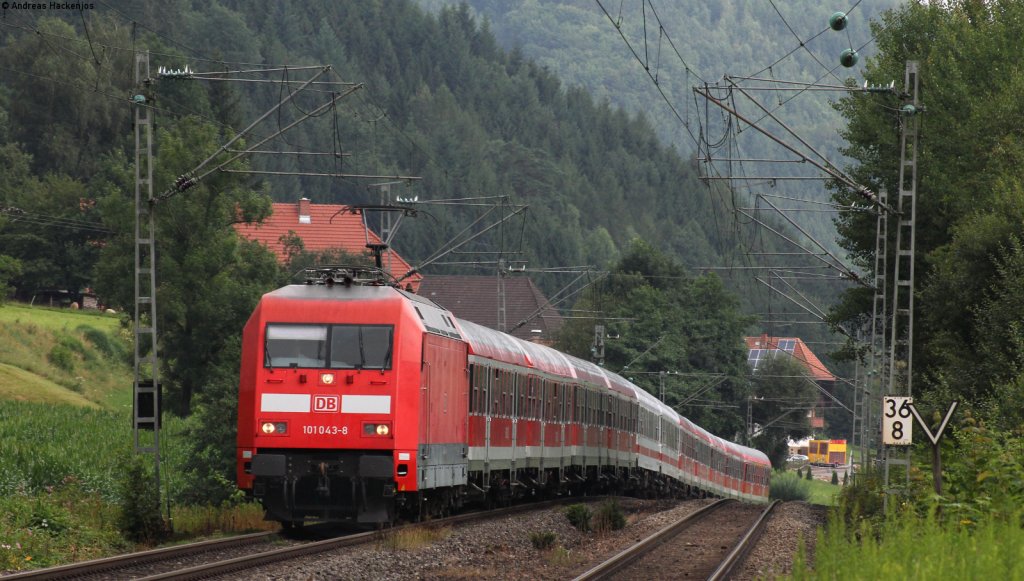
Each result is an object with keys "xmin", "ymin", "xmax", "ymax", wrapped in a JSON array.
[{"xmin": 237, "ymin": 267, "xmax": 770, "ymax": 526}]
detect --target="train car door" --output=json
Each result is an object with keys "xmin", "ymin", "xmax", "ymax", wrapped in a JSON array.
[{"xmin": 419, "ymin": 334, "xmax": 470, "ymax": 489}]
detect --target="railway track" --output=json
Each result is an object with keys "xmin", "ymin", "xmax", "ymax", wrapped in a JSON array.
[
  {"xmin": 573, "ymin": 499, "xmax": 780, "ymax": 581},
  {"xmin": 0, "ymin": 531, "xmax": 284, "ymax": 580},
  {"xmin": 4, "ymin": 497, "xmax": 596, "ymax": 580}
]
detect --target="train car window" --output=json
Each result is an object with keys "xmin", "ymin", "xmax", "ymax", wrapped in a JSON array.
[
  {"xmin": 264, "ymin": 324, "xmax": 327, "ymax": 368},
  {"xmin": 329, "ymin": 325, "xmax": 393, "ymax": 369},
  {"xmin": 537, "ymin": 378, "xmax": 544, "ymax": 420},
  {"xmin": 550, "ymin": 383, "xmax": 557, "ymax": 422},
  {"xmin": 558, "ymin": 383, "xmax": 564, "ymax": 421},
  {"xmin": 471, "ymin": 365, "xmax": 488, "ymax": 414},
  {"xmin": 469, "ymin": 364, "xmax": 478, "ymax": 413},
  {"xmin": 546, "ymin": 381, "xmax": 554, "ymax": 421},
  {"xmin": 506, "ymin": 371, "xmax": 514, "ymax": 417},
  {"xmin": 518, "ymin": 375, "xmax": 527, "ymax": 419},
  {"xmin": 492, "ymin": 369, "xmax": 502, "ymax": 416}
]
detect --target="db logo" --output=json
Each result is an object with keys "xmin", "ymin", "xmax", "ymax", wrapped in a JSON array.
[{"xmin": 313, "ymin": 395, "xmax": 340, "ymax": 413}]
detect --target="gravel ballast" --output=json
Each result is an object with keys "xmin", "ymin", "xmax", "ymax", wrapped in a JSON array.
[{"xmin": 229, "ymin": 498, "xmax": 827, "ymax": 580}]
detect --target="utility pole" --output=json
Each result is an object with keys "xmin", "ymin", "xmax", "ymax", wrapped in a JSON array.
[
  {"xmin": 131, "ymin": 50, "xmax": 164, "ymax": 521},
  {"xmin": 863, "ymin": 187, "xmax": 889, "ymax": 474},
  {"xmin": 497, "ymin": 258, "xmax": 507, "ymax": 333},
  {"xmin": 884, "ymin": 61, "xmax": 921, "ymax": 509},
  {"xmin": 592, "ymin": 324, "xmax": 605, "ymax": 366},
  {"xmin": 746, "ymin": 394, "xmax": 753, "ymax": 446},
  {"xmin": 377, "ymin": 182, "xmax": 393, "ymax": 275}
]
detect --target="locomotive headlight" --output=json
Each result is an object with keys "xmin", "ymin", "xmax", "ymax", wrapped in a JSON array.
[
  {"xmin": 321, "ymin": 373, "xmax": 335, "ymax": 385},
  {"xmin": 363, "ymin": 422, "xmax": 392, "ymax": 437},
  {"xmin": 260, "ymin": 421, "xmax": 287, "ymax": 435}
]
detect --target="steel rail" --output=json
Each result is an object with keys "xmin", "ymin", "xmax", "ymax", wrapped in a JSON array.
[
  {"xmin": 571, "ymin": 499, "xmax": 731, "ymax": 581},
  {"xmin": 707, "ymin": 500, "xmax": 781, "ymax": 581},
  {"xmin": 137, "ymin": 497, "xmax": 600, "ymax": 581},
  {"xmin": 2, "ymin": 531, "xmax": 279, "ymax": 580}
]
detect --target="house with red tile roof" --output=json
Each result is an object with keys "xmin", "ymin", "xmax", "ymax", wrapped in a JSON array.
[
  {"xmin": 745, "ymin": 334, "xmax": 836, "ymax": 430},
  {"xmin": 233, "ymin": 198, "xmax": 422, "ymax": 292},
  {"xmin": 418, "ymin": 275, "xmax": 564, "ymax": 343}
]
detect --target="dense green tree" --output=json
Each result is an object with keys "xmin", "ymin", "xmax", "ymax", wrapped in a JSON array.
[
  {"xmin": 0, "ymin": 137, "xmax": 101, "ymax": 299},
  {"xmin": 0, "ymin": 16, "xmax": 134, "ymax": 180},
  {"xmin": 0, "ymin": 254, "xmax": 21, "ymax": 305},
  {"xmin": 749, "ymin": 356, "xmax": 816, "ymax": 468},
  {"xmin": 827, "ymin": 0, "xmax": 1024, "ymax": 427},
  {"xmin": 558, "ymin": 240, "xmax": 753, "ymax": 438},
  {"xmin": 94, "ymin": 116, "xmax": 278, "ymax": 415}
]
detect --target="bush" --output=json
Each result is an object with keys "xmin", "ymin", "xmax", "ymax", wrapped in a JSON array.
[
  {"xmin": 0, "ymin": 255, "xmax": 22, "ymax": 306},
  {"xmin": 529, "ymin": 530, "xmax": 557, "ymax": 550},
  {"xmin": 805, "ymin": 467, "xmax": 813, "ymax": 480},
  {"xmin": 78, "ymin": 325, "xmax": 126, "ymax": 360},
  {"xmin": 796, "ymin": 467, "xmax": 802, "ymax": 478},
  {"xmin": 770, "ymin": 470, "xmax": 811, "ymax": 502},
  {"xmin": 832, "ymin": 470, "xmax": 840, "ymax": 485},
  {"xmin": 938, "ymin": 424, "xmax": 1024, "ymax": 523},
  {"xmin": 564, "ymin": 504, "xmax": 592, "ymax": 532},
  {"xmin": 117, "ymin": 456, "xmax": 165, "ymax": 544},
  {"xmin": 47, "ymin": 344, "xmax": 75, "ymax": 372},
  {"xmin": 57, "ymin": 335, "xmax": 89, "ymax": 358},
  {"xmin": 592, "ymin": 499, "xmax": 626, "ymax": 532},
  {"xmin": 835, "ymin": 469, "xmax": 884, "ymax": 523}
]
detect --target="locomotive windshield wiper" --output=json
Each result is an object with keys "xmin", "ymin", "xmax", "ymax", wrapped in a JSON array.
[
  {"xmin": 356, "ymin": 327, "xmax": 366, "ymax": 369},
  {"xmin": 264, "ymin": 341, "xmax": 273, "ymax": 367},
  {"xmin": 381, "ymin": 329, "xmax": 393, "ymax": 370}
]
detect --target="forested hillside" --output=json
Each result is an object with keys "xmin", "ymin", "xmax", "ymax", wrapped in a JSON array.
[
  {"xmin": 0, "ymin": 1, "xmax": 842, "ymax": 454},
  {"xmin": 0, "ymin": 0, "xmax": 750, "ymax": 284},
  {"xmin": 0, "ymin": 0, "xmax": 860, "ymax": 309},
  {"xmin": 418, "ymin": 0, "xmax": 902, "ymax": 248}
]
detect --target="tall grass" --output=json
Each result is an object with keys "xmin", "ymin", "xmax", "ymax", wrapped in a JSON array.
[
  {"xmin": 170, "ymin": 503, "xmax": 275, "ymax": 537},
  {"xmin": 788, "ymin": 510, "xmax": 1024, "ymax": 579},
  {"xmin": 0, "ymin": 401, "xmax": 132, "ymax": 498}
]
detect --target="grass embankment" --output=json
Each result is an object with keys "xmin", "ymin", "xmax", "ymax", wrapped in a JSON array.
[
  {"xmin": 0, "ymin": 304, "xmax": 130, "ymax": 408},
  {"xmin": 0, "ymin": 304, "xmax": 270, "ymax": 573}
]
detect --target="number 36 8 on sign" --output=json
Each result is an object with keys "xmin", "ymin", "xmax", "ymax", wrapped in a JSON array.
[{"xmin": 882, "ymin": 396, "xmax": 912, "ymax": 445}]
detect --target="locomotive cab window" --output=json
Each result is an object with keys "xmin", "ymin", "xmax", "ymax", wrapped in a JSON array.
[
  {"xmin": 264, "ymin": 324, "xmax": 393, "ymax": 369},
  {"xmin": 331, "ymin": 325, "xmax": 393, "ymax": 370},
  {"xmin": 264, "ymin": 324, "xmax": 327, "ymax": 368}
]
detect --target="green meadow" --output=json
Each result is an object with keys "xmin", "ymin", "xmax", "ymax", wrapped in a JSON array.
[{"xmin": 0, "ymin": 304, "xmax": 271, "ymax": 572}]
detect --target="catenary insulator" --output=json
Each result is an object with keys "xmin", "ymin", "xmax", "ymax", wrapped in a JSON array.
[
  {"xmin": 840, "ymin": 48, "xmax": 859, "ymax": 68},
  {"xmin": 830, "ymin": 11, "xmax": 848, "ymax": 31}
]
